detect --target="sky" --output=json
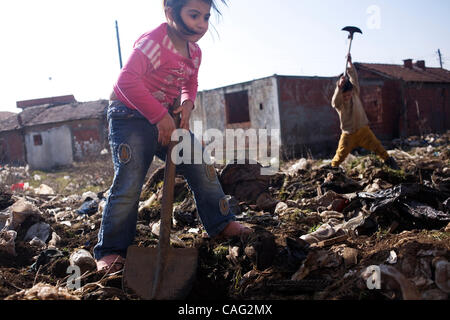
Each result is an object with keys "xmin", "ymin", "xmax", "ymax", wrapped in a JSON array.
[{"xmin": 0, "ymin": 0, "xmax": 449, "ymax": 113}]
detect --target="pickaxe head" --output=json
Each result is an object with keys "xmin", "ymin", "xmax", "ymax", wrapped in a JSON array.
[{"xmin": 342, "ymin": 26, "xmax": 362, "ymax": 39}]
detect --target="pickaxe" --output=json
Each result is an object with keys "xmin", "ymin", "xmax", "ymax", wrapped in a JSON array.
[{"xmin": 342, "ymin": 26, "xmax": 362, "ymax": 77}]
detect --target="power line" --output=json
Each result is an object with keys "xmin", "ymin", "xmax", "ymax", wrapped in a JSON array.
[
  {"xmin": 115, "ymin": 20, "xmax": 123, "ymax": 69},
  {"xmin": 437, "ymin": 49, "xmax": 443, "ymax": 68}
]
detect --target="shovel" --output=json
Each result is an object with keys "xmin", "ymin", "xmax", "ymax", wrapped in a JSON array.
[{"xmin": 123, "ymin": 100, "xmax": 198, "ymax": 300}]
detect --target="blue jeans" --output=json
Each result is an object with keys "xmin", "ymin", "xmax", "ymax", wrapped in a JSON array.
[{"xmin": 93, "ymin": 101, "xmax": 235, "ymax": 260}]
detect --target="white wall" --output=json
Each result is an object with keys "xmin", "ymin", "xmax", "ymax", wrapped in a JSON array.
[{"xmin": 25, "ymin": 125, "xmax": 73, "ymax": 170}]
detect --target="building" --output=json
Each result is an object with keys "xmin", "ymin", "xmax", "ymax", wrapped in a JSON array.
[
  {"xmin": 191, "ymin": 60, "xmax": 450, "ymax": 159},
  {"xmin": 0, "ymin": 95, "xmax": 108, "ymax": 169},
  {"xmin": 355, "ymin": 60, "xmax": 450, "ymax": 139}
]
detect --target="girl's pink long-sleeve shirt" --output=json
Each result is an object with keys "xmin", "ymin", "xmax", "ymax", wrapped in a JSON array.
[{"xmin": 113, "ymin": 23, "xmax": 201, "ymax": 124}]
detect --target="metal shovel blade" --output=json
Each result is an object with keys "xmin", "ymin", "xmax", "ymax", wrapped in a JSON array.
[{"xmin": 123, "ymin": 245, "xmax": 198, "ymax": 300}]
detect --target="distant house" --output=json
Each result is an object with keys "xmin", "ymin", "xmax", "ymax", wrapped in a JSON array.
[
  {"xmin": 0, "ymin": 95, "xmax": 108, "ymax": 169},
  {"xmin": 0, "ymin": 112, "xmax": 15, "ymax": 121},
  {"xmin": 355, "ymin": 60, "xmax": 450, "ymax": 139},
  {"xmin": 191, "ymin": 60, "xmax": 450, "ymax": 158}
]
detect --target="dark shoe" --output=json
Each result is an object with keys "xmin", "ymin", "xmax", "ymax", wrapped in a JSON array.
[{"xmin": 384, "ymin": 157, "xmax": 400, "ymax": 170}]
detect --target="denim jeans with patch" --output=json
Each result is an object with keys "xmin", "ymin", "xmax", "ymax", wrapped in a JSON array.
[{"xmin": 93, "ymin": 101, "xmax": 235, "ymax": 260}]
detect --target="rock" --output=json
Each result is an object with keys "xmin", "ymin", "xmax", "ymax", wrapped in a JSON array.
[
  {"xmin": 29, "ymin": 236, "xmax": 46, "ymax": 249},
  {"xmin": 280, "ymin": 237, "xmax": 309, "ymax": 271},
  {"xmin": 379, "ymin": 265, "xmax": 421, "ymax": 300},
  {"xmin": 59, "ymin": 221, "xmax": 71, "ymax": 227},
  {"xmin": 97, "ymin": 199, "xmax": 106, "ymax": 215},
  {"xmin": 48, "ymin": 232, "xmax": 61, "ymax": 248},
  {"xmin": 421, "ymin": 289, "xmax": 448, "ymax": 300},
  {"xmin": 0, "ymin": 230, "xmax": 17, "ymax": 256},
  {"xmin": 0, "ymin": 209, "xmax": 9, "ymax": 230},
  {"xmin": 7, "ymin": 199, "xmax": 41, "ymax": 230},
  {"xmin": 55, "ymin": 211, "xmax": 73, "ymax": 221},
  {"xmin": 81, "ymin": 191, "xmax": 98, "ymax": 202},
  {"xmin": 287, "ymin": 158, "xmax": 310, "ymax": 176},
  {"xmin": 341, "ymin": 247, "xmax": 358, "ymax": 267},
  {"xmin": 306, "ymin": 191, "xmax": 348, "ymax": 211},
  {"xmin": 70, "ymin": 249, "xmax": 97, "ymax": 275},
  {"xmin": 411, "ymin": 276, "xmax": 434, "ymax": 288},
  {"xmin": 274, "ymin": 202, "xmax": 288, "ymax": 214},
  {"xmin": 244, "ymin": 230, "xmax": 277, "ymax": 271},
  {"xmin": 76, "ymin": 199, "xmax": 99, "ymax": 216},
  {"xmin": 219, "ymin": 162, "xmax": 272, "ymax": 206},
  {"xmin": 226, "ymin": 246, "xmax": 241, "ymax": 265},
  {"xmin": 319, "ymin": 211, "xmax": 345, "ymax": 222},
  {"xmin": 138, "ymin": 193, "xmax": 157, "ymax": 214},
  {"xmin": 35, "ymin": 184, "xmax": 55, "ymax": 195},
  {"xmin": 5, "ymin": 283, "xmax": 80, "ymax": 300},
  {"xmin": 151, "ymin": 220, "xmax": 161, "ymax": 237},
  {"xmin": 445, "ymin": 222, "xmax": 450, "ymax": 233},
  {"xmin": 386, "ymin": 250, "xmax": 398, "ymax": 264},
  {"xmin": 255, "ymin": 192, "xmax": 279, "ymax": 211},
  {"xmin": 292, "ymin": 250, "xmax": 342, "ymax": 281},
  {"xmin": 24, "ymin": 222, "xmax": 51, "ymax": 242},
  {"xmin": 433, "ymin": 258, "xmax": 450, "ymax": 293}
]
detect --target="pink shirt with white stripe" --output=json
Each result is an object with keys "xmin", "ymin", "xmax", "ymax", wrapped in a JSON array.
[{"xmin": 113, "ymin": 23, "xmax": 201, "ymax": 124}]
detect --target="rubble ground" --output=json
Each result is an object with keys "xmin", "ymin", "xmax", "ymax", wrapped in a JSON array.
[{"xmin": 0, "ymin": 132, "xmax": 449, "ymax": 300}]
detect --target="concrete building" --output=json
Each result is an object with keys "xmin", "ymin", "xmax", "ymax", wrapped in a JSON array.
[
  {"xmin": 0, "ymin": 95, "xmax": 108, "ymax": 169},
  {"xmin": 191, "ymin": 60, "xmax": 450, "ymax": 159}
]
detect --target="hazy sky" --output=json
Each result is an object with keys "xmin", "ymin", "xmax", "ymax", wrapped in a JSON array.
[{"xmin": 1, "ymin": 0, "xmax": 449, "ymax": 113}]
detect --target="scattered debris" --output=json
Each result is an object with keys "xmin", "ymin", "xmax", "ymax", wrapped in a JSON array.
[
  {"xmin": 0, "ymin": 132, "xmax": 450, "ymax": 300},
  {"xmin": 5, "ymin": 283, "xmax": 80, "ymax": 300}
]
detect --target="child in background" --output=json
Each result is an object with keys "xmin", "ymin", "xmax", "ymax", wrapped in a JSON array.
[
  {"xmin": 94, "ymin": 0, "xmax": 251, "ymax": 273},
  {"xmin": 331, "ymin": 54, "xmax": 400, "ymax": 170}
]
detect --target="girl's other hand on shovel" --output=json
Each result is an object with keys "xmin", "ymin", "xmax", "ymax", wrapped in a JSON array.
[
  {"xmin": 173, "ymin": 100, "xmax": 194, "ymax": 131},
  {"xmin": 156, "ymin": 112, "xmax": 176, "ymax": 146}
]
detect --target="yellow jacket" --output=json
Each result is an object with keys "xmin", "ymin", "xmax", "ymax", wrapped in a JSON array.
[{"xmin": 331, "ymin": 64, "xmax": 369, "ymax": 134}]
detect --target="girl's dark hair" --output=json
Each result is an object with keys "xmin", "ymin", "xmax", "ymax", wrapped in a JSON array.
[
  {"xmin": 163, "ymin": 0, "xmax": 227, "ymax": 35},
  {"xmin": 164, "ymin": 0, "xmax": 227, "ymax": 15}
]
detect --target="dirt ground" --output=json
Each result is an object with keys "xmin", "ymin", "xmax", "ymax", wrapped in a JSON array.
[{"xmin": 0, "ymin": 133, "xmax": 449, "ymax": 301}]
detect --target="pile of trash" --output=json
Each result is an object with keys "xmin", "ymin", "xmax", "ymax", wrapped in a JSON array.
[{"xmin": 0, "ymin": 132, "xmax": 449, "ymax": 301}]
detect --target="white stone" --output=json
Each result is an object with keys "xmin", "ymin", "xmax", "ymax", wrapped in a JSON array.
[{"xmin": 70, "ymin": 249, "xmax": 96, "ymax": 274}]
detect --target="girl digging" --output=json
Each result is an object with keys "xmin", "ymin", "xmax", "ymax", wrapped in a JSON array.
[{"xmin": 94, "ymin": 0, "xmax": 252, "ymax": 273}]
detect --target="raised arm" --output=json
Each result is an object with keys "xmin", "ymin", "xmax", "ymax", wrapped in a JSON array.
[
  {"xmin": 346, "ymin": 55, "xmax": 360, "ymax": 95},
  {"xmin": 332, "ymin": 76, "xmax": 345, "ymax": 110}
]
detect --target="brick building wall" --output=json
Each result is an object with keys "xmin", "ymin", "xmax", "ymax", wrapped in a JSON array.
[
  {"xmin": 403, "ymin": 83, "xmax": 450, "ymax": 136},
  {"xmin": 0, "ymin": 131, "xmax": 25, "ymax": 165},
  {"xmin": 277, "ymin": 76, "xmax": 340, "ymax": 157}
]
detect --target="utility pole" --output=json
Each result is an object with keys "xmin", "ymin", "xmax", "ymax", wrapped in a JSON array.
[
  {"xmin": 437, "ymin": 49, "xmax": 443, "ymax": 69},
  {"xmin": 115, "ymin": 20, "xmax": 123, "ymax": 69}
]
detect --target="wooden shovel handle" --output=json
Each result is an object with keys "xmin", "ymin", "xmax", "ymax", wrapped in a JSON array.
[{"xmin": 151, "ymin": 97, "xmax": 181, "ymax": 298}]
